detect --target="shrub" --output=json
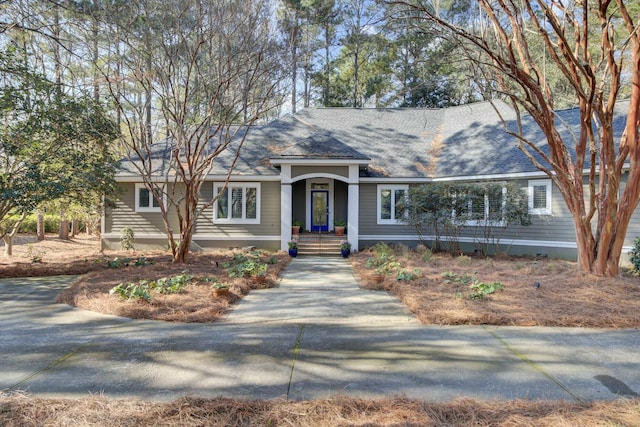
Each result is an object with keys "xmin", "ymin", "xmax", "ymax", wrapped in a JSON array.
[
  {"xmin": 120, "ymin": 227, "xmax": 135, "ymax": 251},
  {"xmin": 109, "ymin": 271, "xmax": 193, "ymax": 301},
  {"xmin": 630, "ymin": 237, "xmax": 640, "ymax": 273},
  {"xmin": 1, "ymin": 213, "xmax": 61, "ymax": 233}
]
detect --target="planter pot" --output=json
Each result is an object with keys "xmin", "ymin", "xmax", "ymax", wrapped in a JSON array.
[
  {"xmin": 292, "ymin": 226, "xmax": 300, "ymax": 235},
  {"xmin": 341, "ymin": 249, "xmax": 350, "ymax": 258},
  {"xmin": 288, "ymin": 248, "xmax": 298, "ymax": 257},
  {"xmin": 335, "ymin": 226, "xmax": 345, "ymax": 236},
  {"xmin": 211, "ymin": 288, "xmax": 229, "ymax": 297}
]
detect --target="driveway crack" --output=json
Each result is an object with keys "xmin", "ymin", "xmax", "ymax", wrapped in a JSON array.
[
  {"xmin": 483, "ymin": 326, "xmax": 585, "ymax": 403},
  {"xmin": 286, "ymin": 324, "xmax": 305, "ymax": 399}
]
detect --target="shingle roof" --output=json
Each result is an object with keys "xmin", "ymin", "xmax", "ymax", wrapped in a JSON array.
[{"xmin": 119, "ymin": 99, "xmax": 631, "ymax": 180}]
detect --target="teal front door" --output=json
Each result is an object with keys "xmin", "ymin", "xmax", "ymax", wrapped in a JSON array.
[{"xmin": 311, "ymin": 190, "xmax": 329, "ymax": 232}]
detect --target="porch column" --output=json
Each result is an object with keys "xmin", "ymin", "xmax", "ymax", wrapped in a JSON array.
[
  {"xmin": 281, "ymin": 183, "xmax": 292, "ymax": 251},
  {"xmin": 348, "ymin": 183, "xmax": 359, "ymax": 252}
]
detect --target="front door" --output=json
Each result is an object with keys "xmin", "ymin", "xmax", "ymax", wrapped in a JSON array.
[{"xmin": 311, "ymin": 190, "xmax": 329, "ymax": 232}]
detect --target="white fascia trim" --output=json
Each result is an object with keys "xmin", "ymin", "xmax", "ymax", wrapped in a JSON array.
[
  {"xmin": 102, "ymin": 232, "xmax": 280, "ymax": 241},
  {"xmin": 205, "ymin": 175, "xmax": 281, "ymax": 182},
  {"xmin": 358, "ymin": 234, "xmax": 579, "ymax": 249},
  {"xmin": 116, "ymin": 175, "xmax": 282, "ymax": 183},
  {"xmin": 270, "ymin": 158, "xmax": 370, "ymax": 166}
]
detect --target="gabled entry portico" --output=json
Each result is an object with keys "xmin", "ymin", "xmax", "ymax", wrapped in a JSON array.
[{"xmin": 270, "ymin": 131, "xmax": 371, "ymax": 253}]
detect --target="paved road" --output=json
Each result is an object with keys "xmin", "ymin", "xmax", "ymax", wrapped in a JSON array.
[{"xmin": 1, "ymin": 259, "xmax": 640, "ymax": 402}]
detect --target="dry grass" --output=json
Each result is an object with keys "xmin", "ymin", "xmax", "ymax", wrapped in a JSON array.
[
  {"xmin": 351, "ymin": 245, "xmax": 640, "ymax": 328},
  {"xmin": 1, "ymin": 394, "xmax": 639, "ymax": 426}
]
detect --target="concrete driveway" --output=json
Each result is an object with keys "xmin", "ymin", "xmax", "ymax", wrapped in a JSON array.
[{"xmin": 1, "ymin": 258, "xmax": 640, "ymax": 402}]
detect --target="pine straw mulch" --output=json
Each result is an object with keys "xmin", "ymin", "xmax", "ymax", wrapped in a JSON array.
[
  {"xmin": 0, "ymin": 234, "xmax": 290, "ymax": 322},
  {"xmin": 0, "ymin": 234, "xmax": 109, "ymax": 277},
  {"xmin": 1, "ymin": 394, "xmax": 639, "ymax": 427},
  {"xmin": 56, "ymin": 250, "xmax": 290, "ymax": 323},
  {"xmin": 350, "ymin": 245, "xmax": 640, "ymax": 328}
]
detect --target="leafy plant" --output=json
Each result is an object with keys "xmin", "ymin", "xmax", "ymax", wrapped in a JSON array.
[
  {"xmin": 468, "ymin": 281, "xmax": 504, "ymax": 300},
  {"xmin": 109, "ymin": 281, "xmax": 152, "ymax": 301},
  {"xmin": 110, "ymin": 271, "xmax": 193, "ymax": 301},
  {"xmin": 151, "ymin": 270, "xmax": 192, "ymax": 294},
  {"xmin": 26, "ymin": 244, "xmax": 43, "ymax": 263},
  {"xmin": 105, "ymin": 256, "xmax": 153, "ymax": 268},
  {"xmin": 630, "ymin": 237, "xmax": 640, "ymax": 273},
  {"xmin": 396, "ymin": 268, "xmax": 422, "ymax": 281},
  {"xmin": 367, "ymin": 242, "xmax": 400, "ymax": 275},
  {"xmin": 120, "ymin": 226, "xmax": 135, "ymax": 251},
  {"xmin": 227, "ymin": 257, "xmax": 268, "ymax": 278},
  {"xmin": 106, "ymin": 257, "xmax": 132, "ymax": 268},
  {"xmin": 442, "ymin": 271, "xmax": 504, "ymax": 300}
]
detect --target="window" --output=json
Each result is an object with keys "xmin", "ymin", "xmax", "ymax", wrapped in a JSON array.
[
  {"xmin": 135, "ymin": 183, "xmax": 163, "ymax": 212},
  {"xmin": 214, "ymin": 182, "xmax": 260, "ymax": 224},
  {"xmin": 528, "ymin": 180, "xmax": 552, "ymax": 215},
  {"xmin": 454, "ymin": 186, "xmax": 507, "ymax": 226},
  {"xmin": 377, "ymin": 185, "xmax": 408, "ymax": 224}
]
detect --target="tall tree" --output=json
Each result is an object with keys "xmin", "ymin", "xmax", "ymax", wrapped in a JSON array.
[
  {"xmin": 99, "ymin": 0, "xmax": 284, "ymax": 263},
  {"xmin": 0, "ymin": 45, "xmax": 118, "ymax": 255},
  {"xmin": 388, "ymin": 0, "xmax": 640, "ymax": 276}
]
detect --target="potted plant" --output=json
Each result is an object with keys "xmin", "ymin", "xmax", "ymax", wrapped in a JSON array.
[
  {"xmin": 340, "ymin": 240, "xmax": 351, "ymax": 258},
  {"xmin": 288, "ymin": 241, "xmax": 298, "ymax": 257},
  {"xmin": 292, "ymin": 220, "xmax": 303, "ymax": 235},
  {"xmin": 210, "ymin": 282, "xmax": 230, "ymax": 297},
  {"xmin": 334, "ymin": 220, "xmax": 346, "ymax": 236}
]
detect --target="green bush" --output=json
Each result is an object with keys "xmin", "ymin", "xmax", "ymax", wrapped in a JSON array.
[
  {"xmin": 629, "ymin": 237, "xmax": 640, "ymax": 273},
  {"xmin": 1, "ymin": 213, "xmax": 61, "ymax": 233}
]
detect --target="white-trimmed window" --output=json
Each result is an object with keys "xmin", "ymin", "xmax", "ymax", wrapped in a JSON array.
[
  {"xmin": 377, "ymin": 185, "xmax": 408, "ymax": 224},
  {"xmin": 454, "ymin": 187, "xmax": 507, "ymax": 226},
  {"xmin": 135, "ymin": 183, "xmax": 163, "ymax": 212},
  {"xmin": 214, "ymin": 182, "xmax": 260, "ymax": 224},
  {"xmin": 528, "ymin": 180, "xmax": 552, "ymax": 215}
]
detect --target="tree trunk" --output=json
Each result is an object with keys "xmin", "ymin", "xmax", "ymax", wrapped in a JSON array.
[
  {"xmin": 37, "ymin": 213, "xmax": 45, "ymax": 240},
  {"xmin": 72, "ymin": 219, "xmax": 80, "ymax": 237},
  {"xmin": 2, "ymin": 235, "xmax": 12, "ymax": 256},
  {"xmin": 58, "ymin": 220, "xmax": 69, "ymax": 240}
]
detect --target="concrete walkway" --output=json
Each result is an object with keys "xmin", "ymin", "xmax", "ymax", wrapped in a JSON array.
[{"xmin": 1, "ymin": 259, "xmax": 640, "ymax": 402}]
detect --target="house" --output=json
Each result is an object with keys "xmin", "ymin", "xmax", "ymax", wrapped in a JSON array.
[{"xmin": 101, "ymin": 100, "xmax": 639, "ymax": 261}]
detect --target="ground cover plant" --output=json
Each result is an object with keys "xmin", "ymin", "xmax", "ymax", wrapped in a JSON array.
[{"xmin": 351, "ymin": 242, "xmax": 640, "ymax": 328}]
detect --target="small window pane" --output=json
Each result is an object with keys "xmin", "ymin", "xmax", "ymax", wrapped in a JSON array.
[
  {"xmin": 152, "ymin": 191, "xmax": 161, "ymax": 208},
  {"xmin": 533, "ymin": 185, "xmax": 547, "ymax": 209},
  {"xmin": 246, "ymin": 187, "xmax": 257, "ymax": 219},
  {"xmin": 470, "ymin": 193, "xmax": 485, "ymax": 220},
  {"xmin": 217, "ymin": 188, "xmax": 228, "ymax": 219},
  {"xmin": 381, "ymin": 189, "xmax": 391, "ymax": 220},
  {"xmin": 231, "ymin": 188, "xmax": 243, "ymax": 219},
  {"xmin": 394, "ymin": 189, "xmax": 405, "ymax": 219},
  {"xmin": 139, "ymin": 188, "xmax": 150, "ymax": 208}
]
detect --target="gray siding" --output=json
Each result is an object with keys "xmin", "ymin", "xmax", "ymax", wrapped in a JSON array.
[
  {"xmin": 358, "ymin": 183, "xmax": 414, "ymax": 236},
  {"xmin": 292, "ymin": 165, "xmax": 348, "ymax": 178},
  {"xmin": 195, "ymin": 181, "xmax": 281, "ymax": 236},
  {"xmin": 106, "ymin": 183, "xmax": 178, "ymax": 234},
  {"xmin": 292, "ymin": 180, "xmax": 306, "ymax": 227},
  {"xmin": 334, "ymin": 180, "xmax": 348, "ymax": 225}
]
